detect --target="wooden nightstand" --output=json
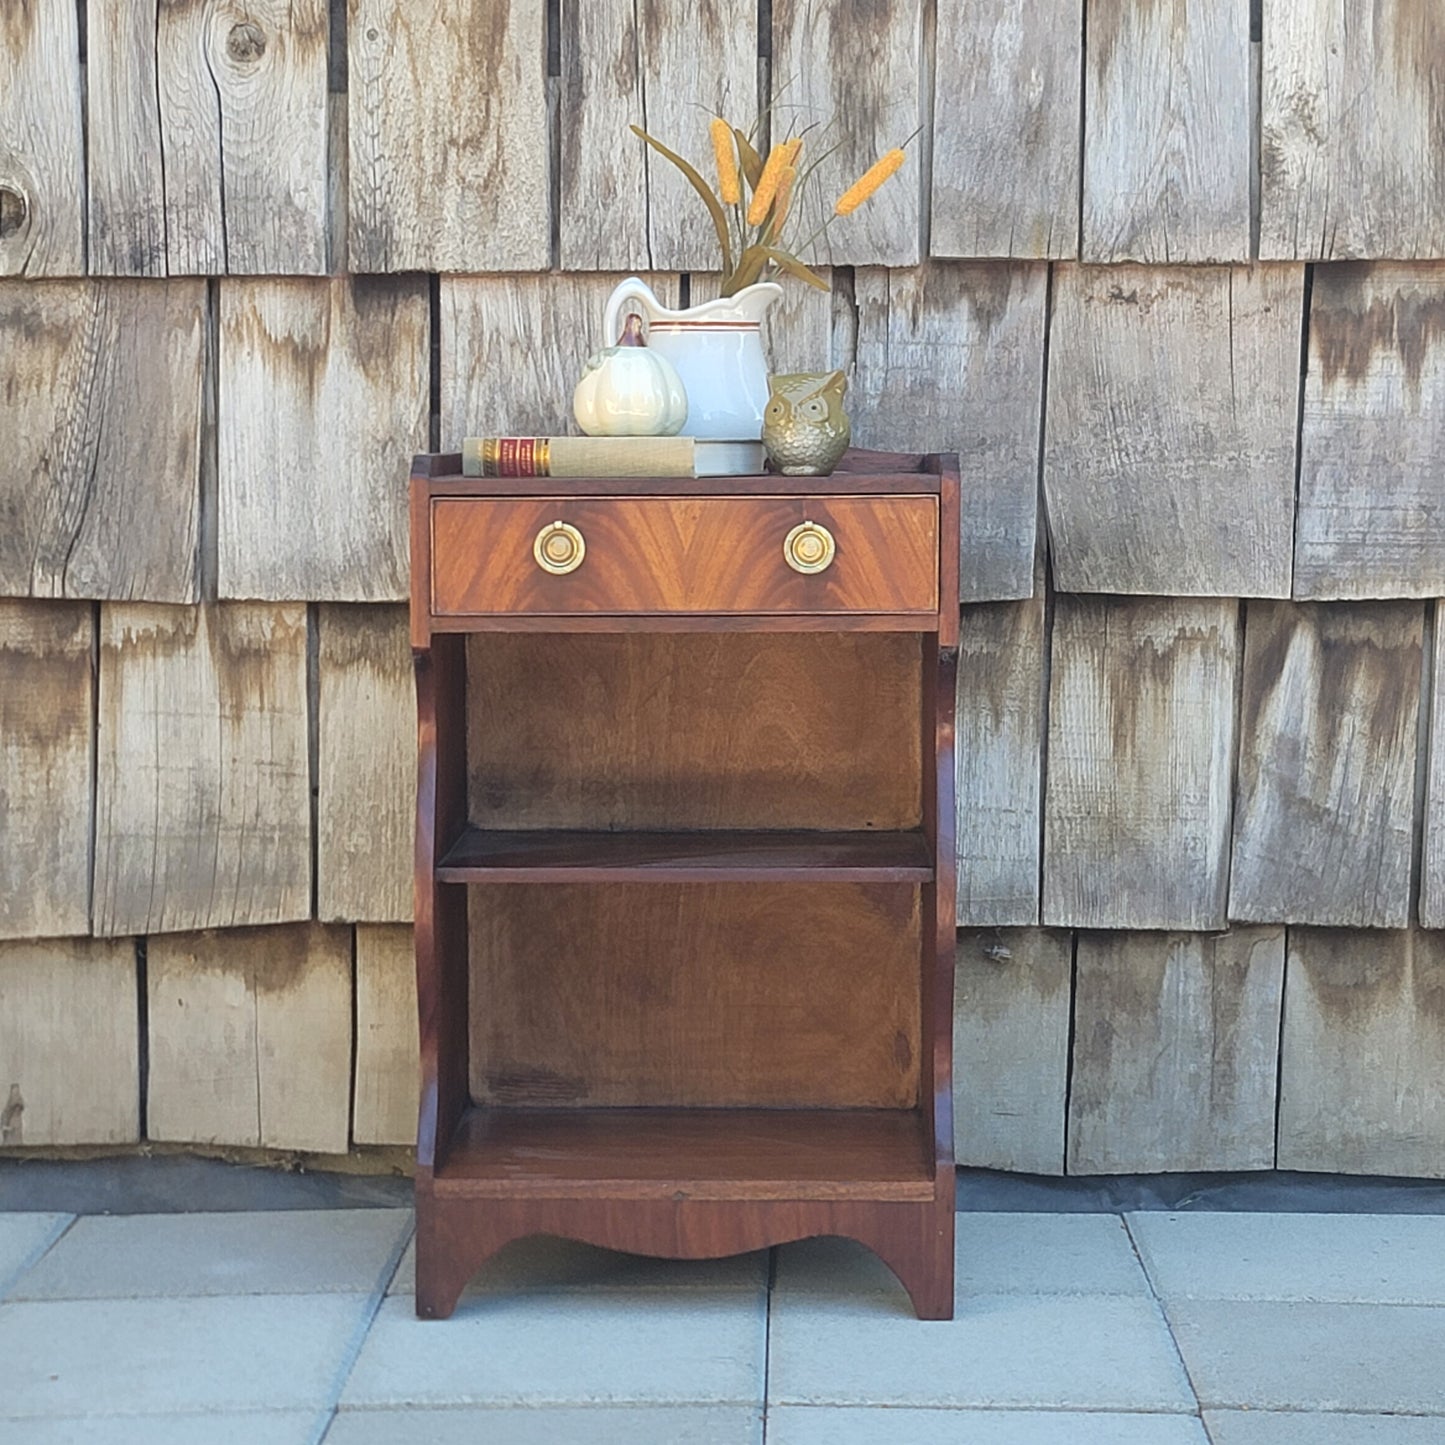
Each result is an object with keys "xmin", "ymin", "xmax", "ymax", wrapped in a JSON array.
[{"xmin": 409, "ymin": 448, "xmax": 959, "ymax": 1320}]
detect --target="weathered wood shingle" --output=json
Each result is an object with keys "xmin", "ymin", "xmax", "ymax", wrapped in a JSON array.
[
  {"xmin": 218, "ymin": 277, "xmax": 428, "ymax": 602},
  {"xmin": 0, "ymin": 281, "xmax": 204, "ymax": 602},
  {"xmin": 147, "ymin": 924, "xmax": 352, "ymax": 1153},
  {"xmin": 1084, "ymin": 0, "xmax": 1251, "ymax": 263},
  {"xmin": 848, "ymin": 263, "xmax": 1046, "ymax": 602},
  {"xmin": 0, "ymin": 0, "xmax": 85, "ymax": 277},
  {"xmin": 1425, "ymin": 611, "xmax": 1445, "ymax": 931},
  {"xmin": 1043, "ymin": 596, "xmax": 1238, "ymax": 930},
  {"xmin": 955, "ymin": 596, "xmax": 1044, "ymax": 926},
  {"xmin": 88, "ymin": 0, "xmax": 329, "ymax": 275},
  {"xmin": 317, "ymin": 605, "xmax": 414, "ymax": 923},
  {"xmin": 0, "ymin": 939, "xmax": 139, "ymax": 1147},
  {"xmin": 1261, "ymin": 1, "xmax": 1445, "ymax": 260},
  {"xmin": 1043, "ymin": 264, "xmax": 1301, "ymax": 598},
  {"xmin": 1279, "ymin": 929, "xmax": 1445, "ymax": 1178},
  {"xmin": 348, "ymin": 0, "xmax": 549, "ymax": 272},
  {"xmin": 93, "ymin": 604, "xmax": 311, "ymax": 937},
  {"xmin": 931, "ymin": 0, "xmax": 1081, "ymax": 260},
  {"xmin": 1068, "ymin": 928, "xmax": 1284, "ymax": 1174},
  {"xmin": 354, "ymin": 925, "xmax": 419, "ymax": 1146},
  {"xmin": 560, "ymin": 0, "xmax": 756, "ymax": 271},
  {"xmin": 1230, "ymin": 601, "xmax": 1423, "ymax": 929},
  {"xmin": 954, "ymin": 929, "xmax": 1071, "ymax": 1175},
  {"xmin": 771, "ymin": 0, "xmax": 922, "ymax": 267},
  {"xmin": 1294, "ymin": 263, "xmax": 1445, "ymax": 600},
  {"xmin": 0, "ymin": 602, "xmax": 93, "ymax": 941}
]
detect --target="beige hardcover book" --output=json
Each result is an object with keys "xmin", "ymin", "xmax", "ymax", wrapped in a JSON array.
[{"xmin": 462, "ymin": 435, "xmax": 697, "ymax": 478}]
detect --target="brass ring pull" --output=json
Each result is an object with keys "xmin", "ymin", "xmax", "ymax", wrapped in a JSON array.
[
  {"xmin": 783, "ymin": 520, "xmax": 835, "ymax": 575},
  {"xmin": 534, "ymin": 520, "xmax": 585, "ymax": 575}
]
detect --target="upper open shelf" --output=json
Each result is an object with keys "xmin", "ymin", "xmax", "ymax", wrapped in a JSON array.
[{"xmin": 435, "ymin": 827, "xmax": 934, "ymax": 883}]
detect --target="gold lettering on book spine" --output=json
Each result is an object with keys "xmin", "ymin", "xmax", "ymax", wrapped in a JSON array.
[{"xmin": 481, "ymin": 438, "xmax": 551, "ymax": 477}]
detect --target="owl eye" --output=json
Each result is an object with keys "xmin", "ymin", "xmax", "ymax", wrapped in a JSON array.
[
  {"xmin": 802, "ymin": 399, "xmax": 828, "ymax": 420},
  {"xmin": 765, "ymin": 399, "xmax": 785, "ymax": 418}
]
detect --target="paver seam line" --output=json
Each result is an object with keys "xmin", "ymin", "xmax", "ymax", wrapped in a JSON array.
[
  {"xmin": 309, "ymin": 1213, "xmax": 417, "ymax": 1445},
  {"xmin": 762, "ymin": 1245, "xmax": 777, "ymax": 1440},
  {"xmin": 1121, "ymin": 1211, "xmax": 1207, "ymax": 1425},
  {"xmin": 0, "ymin": 1214, "xmax": 78, "ymax": 1302}
]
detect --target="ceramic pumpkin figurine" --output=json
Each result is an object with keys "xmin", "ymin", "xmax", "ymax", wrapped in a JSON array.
[
  {"xmin": 572, "ymin": 313, "xmax": 689, "ymax": 436},
  {"xmin": 761, "ymin": 370, "xmax": 851, "ymax": 475}
]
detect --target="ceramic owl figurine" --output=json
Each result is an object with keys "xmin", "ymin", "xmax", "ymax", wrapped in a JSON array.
[{"xmin": 762, "ymin": 371, "xmax": 851, "ymax": 476}]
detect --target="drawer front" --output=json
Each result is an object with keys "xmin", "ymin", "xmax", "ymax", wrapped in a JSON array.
[{"xmin": 431, "ymin": 495, "xmax": 939, "ymax": 617}]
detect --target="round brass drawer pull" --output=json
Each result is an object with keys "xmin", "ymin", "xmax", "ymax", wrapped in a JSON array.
[
  {"xmin": 534, "ymin": 520, "xmax": 585, "ymax": 575},
  {"xmin": 783, "ymin": 521, "xmax": 836, "ymax": 575}
]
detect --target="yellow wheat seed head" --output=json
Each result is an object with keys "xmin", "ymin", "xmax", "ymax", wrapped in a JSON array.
[
  {"xmin": 710, "ymin": 117, "xmax": 740, "ymax": 205},
  {"xmin": 747, "ymin": 138, "xmax": 799, "ymax": 226},
  {"xmin": 834, "ymin": 148, "xmax": 906, "ymax": 216},
  {"xmin": 768, "ymin": 165, "xmax": 798, "ymax": 240}
]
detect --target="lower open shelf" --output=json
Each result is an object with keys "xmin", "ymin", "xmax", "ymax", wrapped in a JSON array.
[{"xmin": 430, "ymin": 1106, "xmax": 936, "ymax": 1203}]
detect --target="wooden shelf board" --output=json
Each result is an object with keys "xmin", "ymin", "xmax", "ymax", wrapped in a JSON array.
[
  {"xmin": 435, "ymin": 828, "xmax": 935, "ymax": 883},
  {"xmin": 431, "ymin": 1107, "xmax": 936, "ymax": 1201}
]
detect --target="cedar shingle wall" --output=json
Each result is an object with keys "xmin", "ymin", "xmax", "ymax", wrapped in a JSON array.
[{"xmin": 2, "ymin": 1, "xmax": 1442, "ymax": 1175}]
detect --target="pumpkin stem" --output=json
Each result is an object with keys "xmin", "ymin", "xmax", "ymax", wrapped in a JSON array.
[{"xmin": 618, "ymin": 313, "xmax": 647, "ymax": 346}]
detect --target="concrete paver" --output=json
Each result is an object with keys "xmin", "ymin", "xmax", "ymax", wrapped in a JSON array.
[
  {"xmin": 1169, "ymin": 1300, "xmax": 1445, "ymax": 1413},
  {"xmin": 0, "ymin": 1293, "xmax": 371, "ymax": 1419},
  {"xmin": 1203, "ymin": 1412, "xmax": 1445, "ymax": 1444},
  {"xmin": 387, "ymin": 1233, "xmax": 767, "ymax": 1296},
  {"xmin": 775, "ymin": 1216, "xmax": 1151, "ymax": 1303},
  {"xmin": 342, "ymin": 1290, "xmax": 767, "ymax": 1408},
  {"xmin": 13, "ymin": 1410, "xmax": 320, "ymax": 1444},
  {"xmin": 1129, "ymin": 1212, "xmax": 1445, "ymax": 1303},
  {"xmin": 0, "ymin": 1212, "xmax": 71, "ymax": 1298},
  {"xmin": 324, "ymin": 1404, "xmax": 764, "ymax": 1443},
  {"xmin": 769, "ymin": 1290, "xmax": 1197, "ymax": 1410},
  {"xmin": 10, "ymin": 1209, "xmax": 412, "ymax": 1299},
  {"xmin": 767, "ymin": 1407, "xmax": 1212, "ymax": 1443}
]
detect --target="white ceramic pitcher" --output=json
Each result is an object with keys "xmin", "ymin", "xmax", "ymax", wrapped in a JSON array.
[{"xmin": 602, "ymin": 277, "xmax": 784, "ymax": 440}]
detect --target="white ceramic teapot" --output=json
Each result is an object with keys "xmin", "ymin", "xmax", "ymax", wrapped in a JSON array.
[{"xmin": 602, "ymin": 276, "xmax": 783, "ymax": 440}]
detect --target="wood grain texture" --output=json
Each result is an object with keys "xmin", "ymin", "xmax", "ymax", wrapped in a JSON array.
[
  {"xmin": 0, "ymin": 602, "xmax": 92, "ymax": 940},
  {"xmin": 1042, "ymin": 596, "xmax": 1238, "ymax": 930},
  {"xmin": 0, "ymin": 938, "xmax": 139, "ymax": 1147},
  {"xmin": 1424, "ymin": 612, "xmax": 1445, "ymax": 931},
  {"xmin": 1084, "ymin": 0, "xmax": 1250, "ymax": 262},
  {"xmin": 1261, "ymin": 0, "xmax": 1445, "ymax": 260},
  {"xmin": 1293, "ymin": 263, "xmax": 1445, "ymax": 600},
  {"xmin": 1068, "ymin": 928, "xmax": 1284, "ymax": 1173},
  {"xmin": 848, "ymin": 264, "xmax": 1046, "ymax": 602},
  {"xmin": 955, "ymin": 595, "xmax": 1044, "ymax": 925},
  {"xmin": 218, "ymin": 277, "xmax": 428, "ymax": 601},
  {"xmin": 770, "ymin": 0, "xmax": 922, "ymax": 267},
  {"xmin": 86, "ymin": 0, "xmax": 166, "ymax": 274},
  {"xmin": 1279, "ymin": 929, "xmax": 1445, "ymax": 1178},
  {"xmin": 466, "ymin": 632, "xmax": 921, "ymax": 830},
  {"xmin": 432, "ymin": 495, "xmax": 938, "ymax": 617},
  {"xmin": 317, "ymin": 605, "xmax": 414, "ymax": 922},
  {"xmin": 0, "ymin": 0, "xmax": 85, "ymax": 276},
  {"xmin": 931, "ymin": 0, "xmax": 1080, "ymax": 259},
  {"xmin": 93, "ymin": 604, "xmax": 311, "ymax": 937},
  {"xmin": 560, "ymin": 0, "xmax": 756, "ymax": 270},
  {"xmin": 1230, "ymin": 601, "xmax": 1423, "ymax": 928},
  {"xmin": 354, "ymin": 925, "xmax": 419, "ymax": 1146},
  {"xmin": 348, "ymin": 0, "xmax": 549, "ymax": 272},
  {"xmin": 90, "ymin": 0, "xmax": 328, "ymax": 274},
  {"xmin": 147, "ymin": 924, "xmax": 352, "ymax": 1153},
  {"xmin": 1044, "ymin": 264, "xmax": 1301, "ymax": 597},
  {"xmin": 440, "ymin": 273, "xmax": 680, "ymax": 445},
  {"xmin": 953, "ymin": 929, "xmax": 1070, "ymax": 1174},
  {"xmin": 468, "ymin": 883, "xmax": 922, "ymax": 1108},
  {"xmin": 0, "ymin": 280, "xmax": 204, "ymax": 602}
]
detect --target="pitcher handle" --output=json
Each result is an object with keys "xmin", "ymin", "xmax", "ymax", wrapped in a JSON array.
[{"xmin": 603, "ymin": 277, "xmax": 663, "ymax": 345}]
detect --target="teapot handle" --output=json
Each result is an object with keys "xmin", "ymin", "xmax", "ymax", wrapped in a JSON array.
[{"xmin": 603, "ymin": 277, "xmax": 663, "ymax": 345}]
